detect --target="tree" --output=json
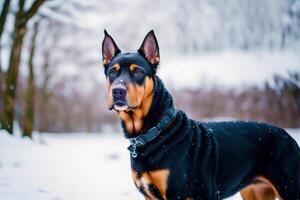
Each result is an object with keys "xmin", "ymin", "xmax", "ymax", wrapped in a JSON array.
[
  {"xmin": 23, "ymin": 21, "xmax": 40, "ymax": 138},
  {"xmin": 0, "ymin": 0, "xmax": 11, "ymax": 125},
  {"xmin": 2, "ymin": 0, "xmax": 45, "ymax": 134}
]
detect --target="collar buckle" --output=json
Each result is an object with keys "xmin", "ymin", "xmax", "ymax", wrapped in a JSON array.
[
  {"xmin": 129, "ymin": 138, "xmax": 144, "ymax": 147},
  {"xmin": 129, "ymin": 138, "xmax": 144, "ymax": 158}
]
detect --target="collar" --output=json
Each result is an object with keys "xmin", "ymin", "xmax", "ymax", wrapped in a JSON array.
[{"xmin": 127, "ymin": 108, "xmax": 177, "ymax": 158}]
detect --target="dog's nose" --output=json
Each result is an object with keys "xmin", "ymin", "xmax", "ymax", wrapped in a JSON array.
[{"xmin": 112, "ymin": 88, "xmax": 126, "ymax": 98}]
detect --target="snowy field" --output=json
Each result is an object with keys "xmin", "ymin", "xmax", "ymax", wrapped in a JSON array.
[{"xmin": 0, "ymin": 129, "xmax": 299, "ymax": 200}]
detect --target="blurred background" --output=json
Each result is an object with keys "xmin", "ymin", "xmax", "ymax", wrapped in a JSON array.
[
  {"xmin": 0, "ymin": 0, "xmax": 300, "ymax": 135},
  {"xmin": 1, "ymin": 1, "xmax": 300, "ymax": 200}
]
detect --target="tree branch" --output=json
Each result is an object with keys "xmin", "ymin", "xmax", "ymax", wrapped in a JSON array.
[
  {"xmin": 19, "ymin": 0, "xmax": 25, "ymax": 12},
  {"xmin": 25, "ymin": 0, "xmax": 46, "ymax": 23},
  {"xmin": 0, "ymin": 0, "xmax": 11, "ymax": 39}
]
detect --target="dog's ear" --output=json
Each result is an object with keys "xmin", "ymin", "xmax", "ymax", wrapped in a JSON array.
[
  {"xmin": 102, "ymin": 30, "xmax": 121, "ymax": 66},
  {"xmin": 138, "ymin": 30, "xmax": 160, "ymax": 65}
]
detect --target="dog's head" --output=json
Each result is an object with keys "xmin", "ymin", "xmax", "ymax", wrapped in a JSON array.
[{"xmin": 101, "ymin": 30, "xmax": 159, "ymax": 113}]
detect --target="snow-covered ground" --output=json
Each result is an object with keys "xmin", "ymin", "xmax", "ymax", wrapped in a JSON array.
[{"xmin": 0, "ymin": 129, "xmax": 299, "ymax": 200}]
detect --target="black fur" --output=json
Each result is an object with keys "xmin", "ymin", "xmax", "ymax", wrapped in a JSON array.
[{"xmin": 131, "ymin": 77, "xmax": 300, "ymax": 199}]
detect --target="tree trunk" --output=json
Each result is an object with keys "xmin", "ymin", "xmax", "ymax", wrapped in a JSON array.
[
  {"xmin": 38, "ymin": 50, "xmax": 51, "ymax": 132},
  {"xmin": 23, "ymin": 21, "xmax": 39, "ymax": 138},
  {"xmin": 2, "ymin": 0, "xmax": 26, "ymax": 133},
  {"xmin": 0, "ymin": 0, "xmax": 11, "ymax": 127},
  {"xmin": 1, "ymin": 0, "xmax": 45, "ymax": 134}
]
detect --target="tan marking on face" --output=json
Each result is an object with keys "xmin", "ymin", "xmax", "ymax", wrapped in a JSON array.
[
  {"xmin": 120, "ymin": 84, "xmax": 143, "ymax": 133},
  {"xmin": 105, "ymin": 64, "xmax": 121, "ymax": 110},
  {"xmin": 106, "ymin": 74, "xmax": 153, "ymax": 134},
  {"xmin": 127, "ymin": 83, "xmax": 139, "ymax": 108},
  {"xmin": 131, "ymin": 169, "xmax": 169, "ymax": 200},
  {"xmin": 130, "ymin": 64, "xmax": 138, "ymax": 72},
  {"xmin": 126, "ymin": 77, "xmax": 153, "ymax": 111},
  {"xmin": 136, "ymin": 85, "xmax": 145, "ymax": 107},
  {"xmin": 240, "ymin": 176, "xmax": 282, "ymax": 200},
  {"xmin": 113, "ymin": 63, "xmax": 121, "ymax": 71},
  {"xmin": 140, "ymin": 77, "xmax": 154, "ymax": 116},
  {"xmin": 120, "ymin": 77, "xmax": 154, "ymax": 134}
]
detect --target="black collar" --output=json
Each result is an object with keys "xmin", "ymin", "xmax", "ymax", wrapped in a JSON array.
[{"xmin": 127, "ymin": 108, "xmax": 177, "ymax": 158}]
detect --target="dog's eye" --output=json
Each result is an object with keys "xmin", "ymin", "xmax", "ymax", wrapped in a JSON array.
[
  {"xmin": 133, "ymin": 68, "xmax": 144, "ymax": 78},
  {"xmin": 109, "ymin": 68, "xmax": 118, "ymax": 78}
]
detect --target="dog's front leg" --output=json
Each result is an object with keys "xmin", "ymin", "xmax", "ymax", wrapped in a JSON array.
[{"xmin": 132, "ymin": 169, "xmax": 169, "ymax": 200}]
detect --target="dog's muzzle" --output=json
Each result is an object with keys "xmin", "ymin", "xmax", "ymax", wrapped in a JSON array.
[{"xmin": 112, "ymin": 84, "xmax": 128, "ymax": 110}]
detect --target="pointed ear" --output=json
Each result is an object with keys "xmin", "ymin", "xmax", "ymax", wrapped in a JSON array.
[
  {"xmin": 138, "ymin": 30, "xmax": 160, "ymax": 65},
  {"xmin": 102, "ymin": 30, "xmax": 121, "ymax": 66}
]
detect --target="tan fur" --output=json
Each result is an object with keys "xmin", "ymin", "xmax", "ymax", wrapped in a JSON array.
[
  {"xmin": 135, "ymin": 84, "xmax": 145, "ymax": 108},
  {"xmin": 133, "ymin": 109, "xmax": 144, "ymax": 132},
  {"xmin": 150, "ymin": 170, "xmax": 170, "ymax": 199},
  {"xmin": 240, "ymin": 176, "xmax": 282, "ymax": 200},
  {"xmin": 130, "ymin": 63, "xmax": 138, "ymax": 71},
  {"xmin": 119, "ymin": 111, "xmax": 134, "ymax": 133},
  {"xmin": 141, "ymin": 172, "xmax": 157, "ymax": 199},
  {"xmin": 113, "ymin": 63, "xmax": 120, "ymax": 71},
  {"xmin": 103, "ymin": 58, "xmax": 108, "ymax": 65},
  {"xmin": 118, "ymin": 76, "xmax": 154, "ymax": 134},
  {"xmin": 132, "ymin": 169, "xmax": 170, "ymax": 200}
]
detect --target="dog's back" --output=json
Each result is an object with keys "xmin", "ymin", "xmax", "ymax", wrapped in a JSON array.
[{"xmin": 200, "ymin": 121, "xmax": 300, "ymax": 199}]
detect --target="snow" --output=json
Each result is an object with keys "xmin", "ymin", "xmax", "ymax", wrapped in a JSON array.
[
  {"xmin": 0, "ymin": 129, "xmax": 299, "ymax": 200},
  {"xmin": 0, "ymin": 132, "xmax": 140, "ymax": 200},
  {"xmin": 159, "ymin": 50, "xmax": 300, "ymax": 89}
]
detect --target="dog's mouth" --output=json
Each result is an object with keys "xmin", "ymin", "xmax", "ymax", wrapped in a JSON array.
[
  {"xmin": 113, "ymin": 101, "xmax": 128, "ymax": 111},
  {"xmin": 111, "ymin": 101, "xmax": 138, "ymax": 111}
]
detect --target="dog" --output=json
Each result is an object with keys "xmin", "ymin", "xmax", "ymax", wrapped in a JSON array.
[{"xmin": 101, "ymin": 30, "xmax": 300, "ymax": 200}]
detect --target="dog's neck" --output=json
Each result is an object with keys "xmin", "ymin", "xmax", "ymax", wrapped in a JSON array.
[{"xmin": 120, "ymin": 76, "xmax": 175, "ymax": 138}]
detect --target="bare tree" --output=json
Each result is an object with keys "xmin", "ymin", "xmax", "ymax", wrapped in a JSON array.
[{"xmin": 2, "ymin": 0, "xmax": 45, "ymax": 133}]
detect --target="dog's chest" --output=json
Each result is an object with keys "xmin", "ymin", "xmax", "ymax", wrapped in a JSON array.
[{"xmin": 131, "ymin": 169, "xmax": 170, "ymax": 199}]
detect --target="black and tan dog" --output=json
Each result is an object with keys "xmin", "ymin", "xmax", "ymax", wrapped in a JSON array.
[{"xmin": 101, "ymin": 30, "xmax": 300, "ymax": 200}]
